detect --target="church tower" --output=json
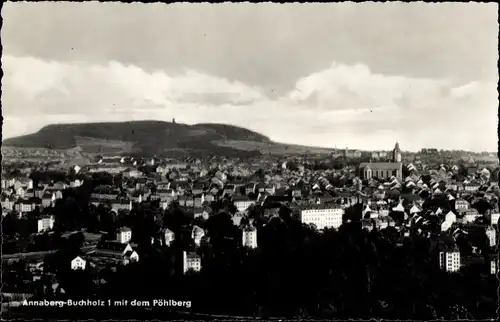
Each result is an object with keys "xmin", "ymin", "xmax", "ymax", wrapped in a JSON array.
[{"xmin": 393, "ymin": 142, "xmax": 402, "ymax": 163}]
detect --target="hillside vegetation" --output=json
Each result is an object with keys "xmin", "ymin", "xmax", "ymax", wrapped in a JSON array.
[
  {"xmin": 2, "ymin": 121, "xmax": 272, "ymax": 156},
  {"xmin": 3, "ymin": 121, "xmax": 335, "ymax": 157}
]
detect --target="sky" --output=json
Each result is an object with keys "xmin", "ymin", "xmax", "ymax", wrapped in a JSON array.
[{"xmin": 1, "ymin": 2, "xmax": 498, "ymax": 152}]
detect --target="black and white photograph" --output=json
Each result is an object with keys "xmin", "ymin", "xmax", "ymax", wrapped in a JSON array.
[{"xmin": 1, "ymin": 1, "xmax": 499, "ymax": 320}]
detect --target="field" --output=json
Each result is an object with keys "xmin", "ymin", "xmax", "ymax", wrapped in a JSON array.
[
  {"xmin": 213, "ymin": 140, "xmax": 334, "ymax": 155},
  {"xmin": 74, "ymin": 136, "xmax": 136, "ymax": 154}
]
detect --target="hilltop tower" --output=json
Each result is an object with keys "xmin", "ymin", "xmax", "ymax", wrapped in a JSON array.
[{"xmin": 393, "ymin": 142, "xmax": 402, "ymax": 163}]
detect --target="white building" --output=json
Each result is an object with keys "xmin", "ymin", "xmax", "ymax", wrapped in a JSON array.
[
  {"xmin": 122, "ymin": 169, "xmax": 143, "ymax": 178},
  {"xmin": 1, "ymin": 197, "xmax": 15, "ymax": 211},
  {"xmin": 300, "ymin": 205, "xmax": 344, "ymax": 230},
  {"xmin": 409, "ymin": 204, "xmax": 422, "ymax": 215},
  {"xmin": 116, "ymin": 227, "xmax": 132, "ymax": 244},
  {"xmin": 392, "ymin": 202, "xmax": 405, "ymax": 213},
  {"xmin": 491, "ymin": 213, "xmax": 500, "ymax": 226},
  {"xmin": 71, "ymin": 256, "xmax": 87, "ymax": 270},
  {"xmin": 486, "ymin": 226, "xmax": 496, "ymax": 247},
  {"xmin": 378, "ymin": 208, "xmax": 390, "ymax": 217},
  {"xmin": 15, "ymin": 201, "xmax": 34, "ymax": 213},
  {"xmin": 192, "ymin": 226, "xmax": 205, "ymax": 246},
  {"xmin": 439, "ymin": 249, "xmax": 461, "ymax": 273},
  {"xmin": 41, "ymin": 193, "xmax": 56, "ymax": 208},
  {"xmin": 123, "ymin": 250, "xmax": 140, "ymax": 265},
  {"xmin": 445, "ymin": 211, "xmax": 457, "ymax": 224},
  {"xmin": 489, "ymin": 255, "xmax": 499, "ymax": 275},
  {"xmin": 164, "ymin": 228, "xmax": 175, "ymax": 246},
  {"xmin": 70, "ymin": 179, "xmax": 83, "ymax": 188},
  {"xmin": 455, "ymin": 199, "xmax": 470, "ymax": 211},
  {"xmin": 182, "ymin": 251, "xmax": 201, "ymax": 274},
  {"xmin": 37, "ymin": 216, "xmax": 54, "ymax": 233},
  {"xmin": 111, "ymin": 200, "xmax": 133, "ymax": 213},
  {"xmin": 242, "ymin": 228, "xmax": 258, "ymax": 248},
  {"xmin": 463, "ymin": 210, "xmax": 481, "ymax": 224},
  {"xmin": 441, "ymin": 220, "xmax": 452, "ymax": 232},
  {"xmin": 233, "ymin": 196, "xmax": 256, "ymax": 212}
]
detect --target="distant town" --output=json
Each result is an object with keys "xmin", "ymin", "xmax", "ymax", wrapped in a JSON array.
[{"xmin": 1, "ymin": 142, "xmax": 498, "ymax": 319}]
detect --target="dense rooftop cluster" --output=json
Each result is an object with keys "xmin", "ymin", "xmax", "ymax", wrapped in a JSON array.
[{"xmin": 1, "ymin": 147, "xmax": 499, "ymax": 319}]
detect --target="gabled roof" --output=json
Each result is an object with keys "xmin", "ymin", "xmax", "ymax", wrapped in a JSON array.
[
  {"xmin": 410, "ymin": 205, "xmax": 421, "ymax": 214},
  {"xmin": 233, "ymin": 195, "xmax": 253, "ymax": 202},
  {"xmin": 97, "ymin": 241, "xmax": 131, "ymax": 252},
  {"xmin": 392, "ymin": 202, "xmax": 405, "ymax": 212}
]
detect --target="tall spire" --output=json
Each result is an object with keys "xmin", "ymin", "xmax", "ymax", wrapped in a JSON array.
[{"xmin": 393, "ymin": 141, "xmax": 402, "ymax": 163}]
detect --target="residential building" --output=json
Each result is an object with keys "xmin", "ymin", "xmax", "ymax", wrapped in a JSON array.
[
  {"xmin": 242, "ymin": 227, "xmax": 258, "ymax": 248},
  {"xmin": 192, "ymin": 226, "xmax": 205, "ymax": 246},
  {"xmin": 122, "ymin": 168, "xmax": 143, "ymax": 178},
  {"xmin": 233, "ymin": 196, "xmax": 256, "ymax": 212},
  {"xmin": 71, "ymin": 256, "xmax": 87, "ymax": 271},
  {"xmin": 116, "ymin": 227, "xmax": 132, "ymax": 244},
  {"xmin": 409, "ymin": 204, "xmax": 422, "ymax": 215},
  {"xmin": 455, "ymin": 198, "xmax": 470, "ymax": 211},
  {"xmin": 488, "ymin": 254, "xmax": 499, "ymax": 275},
  {"xmin": 182, "ymin": 251, "xmax": 201, "ymax": 274},
  {"xmin": 95, "ymin": 241, "xmax": 135, "ymax": 259},
  {"xmin": 491, "ymin": 213, "xmax": 500, "ymax": 226},
  {"xmin": 486, "ymin": 226, "xmax": 496, "ymax": 247},
  {"xmin": 462, "ymin": 209, "xmax": 481, "ymax": 223},
  {"xmin": 37, "ymin": 215, "xmax": 55, "ymax": 233},
  {"xmin": 41, "ymin": 192, "xmax": 56, "ymax": 208},
  {"xmin": 123, "ymin": 250, "xmax": 139, "ymax": 265},
  {"xmin": 193, "ymin": 207, "xmax": 209, "ymax": 220},
  {"xmin": 439, "ymin": 247, "xmax": 461, "ymax": 272},
  {"xmin": 14, "ymin": 200, "xmax": 36, "ymax": 213},
  {"xmin": 111, "ymin": 200, "xmax": 132, "ymax": 213},
  {"xmin": 1, "ymin": 196, "xmax": 15, "ymax": 211},
  {"xmin": 163, "ymin": 228, "xmax": 175, "ymax": 246},
  {"xmin": 91, "ymin": 186, "xmax": 120, "ymax": 200},
  {"xmin": 299, "ymin": 205, "xmax": 344, "ymax": 230}
]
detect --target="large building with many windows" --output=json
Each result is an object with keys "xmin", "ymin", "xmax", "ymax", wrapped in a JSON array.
[
  {"xmin": 182, "ymin": 251, "xmax": 201, "ymax": 274},
  {"xmin": 37, "ymin": 215, "xmax": 54, "ymax": 233},
  {"xmin": 439, "ymin": 247, "xmax": 461, "ymax": 273},
  {"xmin": 116, "ymin": 227, "xmax": 132, "ymax": 244},
  {"xmin": 242, "ymin": 227, "xmax": 258, "ymax": 248},
  {"xmin": 299, "ymin": 205, "xmax": 344, "ymax": 230}
]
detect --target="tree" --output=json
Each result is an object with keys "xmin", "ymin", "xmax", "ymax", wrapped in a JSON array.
[{"xmin": 69, "ymin": 232, "xmax": 85, "ymax": 248}]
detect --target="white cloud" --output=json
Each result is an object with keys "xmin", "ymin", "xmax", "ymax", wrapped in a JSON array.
[
  {"xmin": 284, "ymin": 61, "xmax": 452, "ymax": 111},
  {"xmin": 2, "ymin": 55, "xmax": 497, "ymax": 152}
]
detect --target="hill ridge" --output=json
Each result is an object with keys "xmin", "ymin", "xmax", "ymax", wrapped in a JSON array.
[
  {"xmin": 2, "ymin": 121, "xmax": 270, "ymax": 157},
  {"xmin": 3, "ymin": 120, "xmax": 337, "ymax": 156}
]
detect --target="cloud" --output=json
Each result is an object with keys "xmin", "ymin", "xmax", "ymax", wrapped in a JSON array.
[
  {"xmin": 284, "ymin": 61, "xmax": 452, "ymax": 111},
  {"xmin": 1, "ymin": 55, "xmax": 264, "ymax": 116},
  {"xmin": 2, "ymin": 55, "xmax": 497, "ymax": 152}
]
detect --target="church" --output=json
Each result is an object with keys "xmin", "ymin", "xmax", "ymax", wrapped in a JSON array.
[{"xmin": 359, "ymin": 142, "xmax": 403, "ymax": 181}]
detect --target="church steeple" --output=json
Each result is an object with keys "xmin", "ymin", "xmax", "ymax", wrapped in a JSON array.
[{"xmin": 393, "ymin": 141, "xmax": 401, "ymax": 163}]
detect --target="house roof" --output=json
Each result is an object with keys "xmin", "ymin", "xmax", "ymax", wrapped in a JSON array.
[
  {"xmin": 184, "ymin": 251, "xmax": 200, "ymax": 260},
  {"xmin": 123, "ymin": 250, "xmax": 136, "ymax": 258},
  {"xmin": 298, "ymin": 204, "xmax": 342, "ymax": 211},
  {"xmin": 233, "ymin": 195, "xmax": 253, "ymax": 202},
  {"xmin": 359, "ymin": 162, "xmax": 402, "ymax": 170},
  {"xmin": 96, "ymin": 241, "xmax": 130, "ymax": 252},
  {"xmin": 262, "ymin": 195, "xmax": 292, "ymax": 207}
]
